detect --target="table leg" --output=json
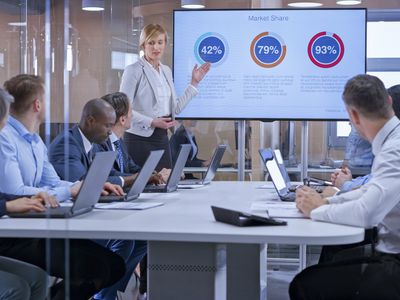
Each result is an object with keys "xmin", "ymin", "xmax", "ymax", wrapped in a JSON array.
[
  {"xmin": 148, "ymin": 241, "xmax": 267, "ymax": 300},
  {"xmin": 299, "ymin": 244, "xmax": 307, "ymax": 271}
]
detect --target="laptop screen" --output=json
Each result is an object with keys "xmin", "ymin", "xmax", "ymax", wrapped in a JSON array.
[
  {"xmin": 265, "ymin": 158, "xmax": 287, "ymax": 191},
  {"xmin": 203, "ymin": 145, "xmax": 226, "ymax": 183}
]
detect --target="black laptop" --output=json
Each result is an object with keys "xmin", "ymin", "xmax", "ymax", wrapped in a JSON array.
[
  {"xmin": 98, "ymin": 150, "xmax": 164, "ymax": 202},
  {"xmin": 260, "ymin": 148, "xmax": 327, "ymax": 202},
  {"xmin": 143, "ymin": 144, "xmax": 191, "ymax": 193},
  {"xmin": 9, "ymin": 151, "xmax": 117, "ymax": 218},
  {"xmin": 259, "ymin": 148, "xmax": 297, "ymax": 201},
  {"xmin": 178, "ymin": 144, "xmax": 227, "ymax": 188}
]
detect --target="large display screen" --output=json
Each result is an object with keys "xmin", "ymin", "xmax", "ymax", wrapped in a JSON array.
[{"xmin": 173, "ymin": 9, "xmax": 366, "ymax": 120}]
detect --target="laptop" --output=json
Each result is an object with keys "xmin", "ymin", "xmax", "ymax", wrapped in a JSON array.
[
  {"xmin": 259, "ymin": 148, "xmax": 297, "ymax": 201},
  {"xmin": 259, "ymin": 149, "xmax": 325, "ymax": 202},
  {"xmin": 98, "ymin": 150, "xmax": 164, "ymax": 203},
  {"xmin": 273, "ymin": 149, "xmax": 291, "ymax": 184},
  {"xmin": 9, "ymin": 151, "xmax": 117, "ymax": 218},
  {"xmin": 272, "ymin": 149, "xmax": 330, "ymax": 189},
  {"xmin": 178, "ymin": 144, "xmax": 227, "ymax": 189},
  {"xmin": 143, "ymin": 144, "xmax": 191, "ymax": 193}
]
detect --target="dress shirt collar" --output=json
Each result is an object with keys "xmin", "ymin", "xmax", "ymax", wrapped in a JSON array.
[
  {"xmin": 372, "ymin": 116, "xmax": 400, "ymax": 156},
  {"xmin": 77, "ymin": 126, "xmax": 92, "ymax": 154},
  {"xmin": 8, "ymin": 115, "xmax": 39, "ymax": 143},
  {"xmin": 109, "ymin": 131, "xmax": 119, "ymax": 144},
  {"xmin": 184, "ymin": 127, "xmax": 193, "ymax": 138},
  {"xmin": 142, "ymin": 56, "xmax": 161, "ymax": 73}
]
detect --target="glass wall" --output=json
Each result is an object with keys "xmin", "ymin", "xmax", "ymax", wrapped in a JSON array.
[{"xmin": 1, "ymin": 1, "xmax": 400, "ymax": 182}]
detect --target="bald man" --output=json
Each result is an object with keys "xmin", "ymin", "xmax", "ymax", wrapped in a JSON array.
[
  {"xmin": 49, "ymin": 98, "xmax": 147, "ymax": 300},
  {"xmin": 50, "ymin": 98, "xmax": 137, "ymax": 186}
]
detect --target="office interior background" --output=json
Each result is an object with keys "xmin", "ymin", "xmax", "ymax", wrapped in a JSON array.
[
  {"xmin": 0, "ymin": 1, "xmax": 399, "ymax": 299},
  {"xmin": 0, "ymin": 0, "xmax": 398, "ymax": 181}
]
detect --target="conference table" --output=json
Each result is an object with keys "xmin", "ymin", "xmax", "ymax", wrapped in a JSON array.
[{"xmin": 0, "ymin": 181, "xmax": 364, "ymax": 300}]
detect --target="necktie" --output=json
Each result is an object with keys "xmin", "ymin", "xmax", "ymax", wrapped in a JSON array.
[
  {"xmin": 87, "ymin": 148, "xmax": 94, "ymax": 165},
  {"xmin": 113, "ymin": 140, "xmax": 124, "ymax": 172}
]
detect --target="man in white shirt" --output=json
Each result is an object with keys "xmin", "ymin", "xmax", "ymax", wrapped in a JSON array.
[{"xmin": 290, "ymin": 74, "xmax": 400, "ymax": 299}]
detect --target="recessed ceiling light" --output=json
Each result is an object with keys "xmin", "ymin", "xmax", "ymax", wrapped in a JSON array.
[
  {"xmin": 181, "ymin": 0, "xmax": 205, "ymax": 9},
  {"xmin": 82, "ymin": 0, "xmax": 104, "ymax": 11},
  {"xmin": 8, "ymin": 22, "xmax": 27, "ymax": 26},
  {"xmin": 336, "ymin": 0, "xmax": 361, "ymax": 5},
  {"xmin": 288, "ymin": 2, "xmax": 323, "ymax": 8},
  {"xmin": 337, "ymin": 0, "xmax": 361, "ymax": 5}
]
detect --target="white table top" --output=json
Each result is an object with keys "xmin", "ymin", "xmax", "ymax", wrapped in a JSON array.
[{"xmin": 0, "ymin": 182, "xmax": 364, "ymax": 245}]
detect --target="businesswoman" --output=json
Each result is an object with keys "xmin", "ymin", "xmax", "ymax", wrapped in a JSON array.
[{"xmin": 120, "ymin": 23, "xmax": 211, "ymax": 170}]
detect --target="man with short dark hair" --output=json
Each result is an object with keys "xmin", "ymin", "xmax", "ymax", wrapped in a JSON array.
[
  {"xmin": 49, "ymin": 97, "xmax": 147, "ymax": 300},
  {"xmin": 50, "ymin": 97, "xmax": 145, "ymax": 187},
  {"xmin": 99, "ymin": 92, "xmax": 168, "ymax": 183},
  {"xmin": 290, "ymin": 75, "xmax": 400, "ymax": 299}
]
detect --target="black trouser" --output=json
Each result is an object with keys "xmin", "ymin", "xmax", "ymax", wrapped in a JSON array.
[
  {"xmin": 0, "ymin": 238, "xmax": 125, "ymax": 300},
  {"xmin": 289, "ymin": 252, "xmax": 400, "ymax": 300},
  {"xmin": 124, "ymin": 129, "xmax": 172, "ymax": 171}
]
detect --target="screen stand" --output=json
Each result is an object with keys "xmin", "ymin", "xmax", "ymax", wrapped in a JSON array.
[
  {"xmin": 237, "ymin": 120, "xmax": 245, "ymax": 181},
  {"xmin": 300, "ymin": 121, "xmax": 309, "ymax": 181}
]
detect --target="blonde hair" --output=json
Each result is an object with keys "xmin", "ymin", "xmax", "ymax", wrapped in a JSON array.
[{"xmin": 139, "ymin": 24, "xmax": 168, "ymax": 50}]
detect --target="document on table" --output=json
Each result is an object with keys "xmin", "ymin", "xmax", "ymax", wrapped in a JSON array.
[
  {"xmin": 95, "ymin": 202, "xmax": 164, "ymax": 210},
  {"xmin": 251, "ymin": 201, "xmax": 306, "ymax": 218}
]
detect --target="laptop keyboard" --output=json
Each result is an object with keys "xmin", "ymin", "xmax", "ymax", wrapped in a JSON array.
[
  {"xmin": 179, "ymin": 180, "xmax": 202, "ymax": 185},
  {"xmin": 281, "ymin": 192, "xmax": 296, "ymax": 202},
  {"xmin": 98, "ymin": 194, "xmax": 126, "ymax": 203}
]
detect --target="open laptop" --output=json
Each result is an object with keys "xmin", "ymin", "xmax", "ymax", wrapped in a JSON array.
[
  {"xmin": 260, "ymin": 149, "xmax": 326, "ymax": 202},
  {"xmin": 272, "ymin": 149, "xmax": 331, "ymax": 189},
  {"xmin": 178, "ymin": 144, "xmax": 227, "ymax": 189},
  {"xmin": 259, "ymin": 148, "xmax": 297, "ymax": 201},
  {"xmin": 98, "ymin": 150, "xmax": 164, "ymax": 202},
  {"xmin": 9, "ymin": 151, "xmax": 117, "ymax": 218},
  {"xmin": 143, "ymin": 144, "xmax": 191, "ymax": 193}
]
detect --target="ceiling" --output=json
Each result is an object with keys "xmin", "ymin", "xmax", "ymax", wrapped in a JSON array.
[{"xmin": 281, "ymin": 0, "xmax": 400, "ymax": 9}]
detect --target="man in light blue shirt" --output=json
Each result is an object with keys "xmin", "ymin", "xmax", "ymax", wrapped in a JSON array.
[
  {"xmin": 0, "ymin": 74, "xmax": 121, "ymax": 201},
  {"xmin": 0, "ymin": 76, "xmax": 126, "ymax": 299},
  {"xmin": 344, "ymin": 126, "xmax": 373, "ymax": 169},
  {"xmin": 0, "ymin": 115, "xmax": 76, "ymax": 201}
]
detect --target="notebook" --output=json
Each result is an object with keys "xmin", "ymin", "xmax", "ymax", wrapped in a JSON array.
[
  {"xmin": 98, "ymin": 150, "xmax": 164, "ymax": 203},
  {"xmin": 178, "ymin": 144, "xmax": 227, "ymax": 189},
  {"xmin": 9, "ymin": 151, "xmax": 117, "ymax": 218},
  {"xmin": 143, "ymin": 144, "xmax": 191, "ymax": 193}
]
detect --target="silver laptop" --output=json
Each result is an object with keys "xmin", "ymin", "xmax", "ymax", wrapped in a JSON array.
[
  {"xmin": 143, "ymin": 144, "xmax": 191, "ymax": 193},
  {"xmin": 9, "ymin": 151, "xmax": 117, "ymax": 218},
  {"xmin": 259, "ymin": 148, "xmax": 296, "ymax": 201},
  {"xmin": 178, "ymin": 144, "xmax": 227, "ymax": 189},
  {"xmin": 98, "ymin": 150, "xmax": 164, "ymax": 202}
]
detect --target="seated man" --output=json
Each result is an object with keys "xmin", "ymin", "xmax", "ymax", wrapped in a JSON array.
[
  {"xmin": 0, "ymin": 81, "xmax": 125, "ymax": 299},
  {"xmin": 99, "ymin": 92, "xmax": 169, "ymax": 184},
  {"xmin": 49, "ymin": 98, "xmax": 147, "ymax": 300},
  {"xmin": 327, "ymin": 84, "xmax": 400, "ymax": 194},
  {"xmin": 170, "ymin": 120, "xmax": 210, "ymax": 168},
  {"xmin": 290, "ymin": 75, "xmax": 400, "ymax": 299},
  {"xmin": 49, "ymin": 98, "xmax": 137, "ymax": 187},
  {"xmin": 170, "ymin": 120, "xmax": 209, "ymax": 180},
  {"xmin": 344, "ymin": 125, "xmax": 374, "ymax": 171}
]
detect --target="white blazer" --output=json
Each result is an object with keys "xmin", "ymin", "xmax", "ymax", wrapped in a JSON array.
[{"xmin": 120, "ymin": 57, "xmax": 198, "ymax": 137}]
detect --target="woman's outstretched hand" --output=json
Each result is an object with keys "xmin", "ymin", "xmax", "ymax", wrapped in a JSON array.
[{"xmin": 191, "ymin": 62, "xmax": 211, "ymax": 87}]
